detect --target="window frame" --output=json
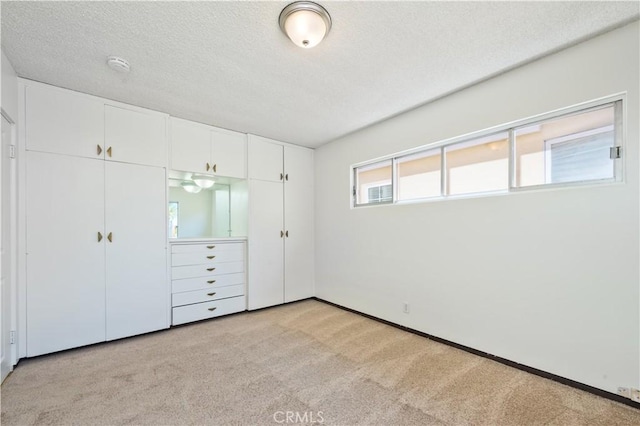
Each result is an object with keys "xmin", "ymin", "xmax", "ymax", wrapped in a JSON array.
[{"xmin": 351, "ymin": 94, "xmax": 624, "ymax": 208}]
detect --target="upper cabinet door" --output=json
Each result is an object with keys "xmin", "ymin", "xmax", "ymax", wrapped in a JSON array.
[
  {"xmin": 248, "ymin": 135, "xmax": 284, "ymax": 182},
  {"xmin": 105, "ymin": 105, "xmax": 167, "ymax": 168},
  {"xmin": 26, "ymin": 84, "xmax": 104, "ymax": 159},
  {"xmin": 211, "ymin": 128, "xmax": 246, "ymax": 179},
  {"xmin": 170, "ymin": 117, "xmax": 211, "ymax": 173}
]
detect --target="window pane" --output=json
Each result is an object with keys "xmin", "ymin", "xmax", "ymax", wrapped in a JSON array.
[
  {"xmin": 446, "ymin": 132, "xmax": 509, "ymax": 196},
  {"xmin": 515, "ymin": 105, "xmax": 615, "ymax": 187},
  {"xmin": 355, "ymin": 160, "xmax": 392, "ymax": 205},
  {"xmin": 396, "ymin": 149, "xmax": 441, "ymax": 201}
]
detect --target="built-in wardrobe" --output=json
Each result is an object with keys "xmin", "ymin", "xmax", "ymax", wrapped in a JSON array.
[{"xmin": 17, "ymin": 79, "xmax": 314, "ymax": 360}]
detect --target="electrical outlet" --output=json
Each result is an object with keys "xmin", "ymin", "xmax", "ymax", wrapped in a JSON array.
[
  {"xmin": 403, "ymin": 302, "xmax": 410, "ymax": 314},
  {"xmin": 9, "ymin": 331, "xmax": 15, "ymax": 344},
  {"xmin": 631, "ymin": 388, "xmax": 640, "ymax": 403},
  {"xmin": 618, "ymin": 387, "xmax": 631, "ymax": 398}
]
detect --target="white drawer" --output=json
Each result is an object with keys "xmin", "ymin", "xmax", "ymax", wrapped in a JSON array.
[
  {"xmin": 171, "ymin": 261, "xmax": 244, "ymax": 280},
  {"xmin": 172, "ymin": 296, "xmax": 245, "ymax": 325},
  {"xmin": 171, "ymin": 249, "xmax": 243, "ymax": 267},
  {"xmin": 172, "ymin": 284, "xmax": 244, "ymax": 307},
  {"xmin": 171, "ymin": 272, "xmax": 245, "ymax": 293},
  {"xmin": 171, "ymin": 242, "xmax": 244, "ymax": 254}
]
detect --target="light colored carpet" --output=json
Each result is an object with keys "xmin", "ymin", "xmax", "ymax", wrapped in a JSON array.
[{"xmin": 1, "ymin": 299, "xmax": 639, "ymax": 425}]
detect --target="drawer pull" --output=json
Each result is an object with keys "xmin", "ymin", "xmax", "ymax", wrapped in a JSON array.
[
  {"xmin": 207, "ymin": 292, "xmax": 216, "ymax": 296},
  {"xmin": 206, "ymin": 245, "xmax": 215, "ymax": 249},
  {"xmin": 207, "ymin": 280, "xmax": 216, "ymax": 284},
  {"xmin": 208, "ymin": 307, "xmax": 217, "ymax": 312},
  {"xmin": 206, "ymin": 267, "xmax": 216, "ymax": 272},
  {"xmin": 206, "ymin": 255, "xmax": 216, "ymax": 259}
]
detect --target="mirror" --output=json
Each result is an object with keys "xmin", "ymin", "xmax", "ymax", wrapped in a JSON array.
[{"xmin": 168, "ymin": 183, "xmax": 231, "ymax": 238}]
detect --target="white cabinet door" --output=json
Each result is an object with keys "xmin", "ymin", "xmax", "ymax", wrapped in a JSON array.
[
  {"xmin": 212, "ymin": 128, "xmax": 246, "ymax": 179},
  {"xmin": 105, "ymin": 105, "xmax": 167, "ymax": 167},
  {"xmin": 105, "ymin": 162, "xmax": 168, "ymax": 340},
  {"xmin": 26, "ymin": 84, "xmax": 104, "ymax": 159},
  {"xmin": 284, "ymin": 146, "xmax": 315, "ymax": 302},
  {"xmin": 170, "ymin": 117, "xmax": 211, "ymax": 173},
  {"xmin": 248, "ymin": 135, "xmax": 283, "ymax": 182},
  {"xmin": 26, "ymin": 152, "xmax": 106, "ymax": 356},
  {"xmin": 248, "ymin": 180, "xmax": 284, "ymax": 309}
]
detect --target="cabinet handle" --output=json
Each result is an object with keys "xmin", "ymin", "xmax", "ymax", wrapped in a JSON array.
[
  {"xmin": 207, "ymin": 280, "xmax": 216, "ymax": 284},
  {"xmin": 206, "ymin": 267, "xmax": 216, "ymax": 272},
  {"xmin": 106, "ymin": 146, "xmax": 112, "ymax": 157},
  {"xmin": 280, "ymin": 173, "xmax": 284, "ymax": 181},
  {"xmin": 207, "ymin": 292, "xmax": 216, "ymax": 296},
  {"xmin": 206, "ymin": 162, "xmax": 210, "ymax": 171},
  {"xmin": 285, "ymin": 174, "xmax": 289, "ymax": 181},
  {"xmin": 206, "ymin": 245, "xmax": 215, "ymax": 249},
  {"xmin": 213, "ymin": 164, "xmax": 217, "ymax": 173},
  {"xmin": 97, "ymin": 232, "xmax": 103, "ymax": 242},
  {"xmin": 208, "ymin": 307, "xmax": 217, "ymax": 312},
  {"xmin": 280, "ymin": 230, "xmax": 284, "ymax": 238},
  {"xmin": 97, "ymin": 145, "xmax": 103, "ymax": 156},
  {"xmin": 206, "ymin": 255, "xmax": 215, "ymax": 259},
  {"xmin": 107, "ymin": 232, "xmax": 113, "ymax": 243},
  {"xmin": 285, "ymin": 230, "xmax": 289, "ymax": 238}
]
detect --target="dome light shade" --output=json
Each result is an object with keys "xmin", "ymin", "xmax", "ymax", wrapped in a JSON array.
[
  {"xmin": 181, "ymin": 181, "xmax": 202, "ymax": 194},
  {"xmin": 279, "ymin": 2, "xmax": 331, "ymax": 48},
  {"xmin": 191, "ymin": 174, "xmax": 216, "ymax": 189}
]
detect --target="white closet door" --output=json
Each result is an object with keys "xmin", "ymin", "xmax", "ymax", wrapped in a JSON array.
[
  {"xmin": 26, "ymin": 152, "xmax": 106, "ymax": 356},
  {"xmin": 105, "ymin": 162, "xmax": 168, "ymax": 340},
  {"xmin": 26, "ymin": 84, "xmax": 104, "ymax": 159},
  {"xmin": 284, "ymin": 146, "xmax": 315, "ymax": 302},
  {"xmin": 170, "ymin": 117, "xmax": 211, "ymax": 173},
  {"xmin": 248, "ymin": 180, "xmax": 284, "ymax": 309},
  {"xmin": 248, "ymin": 135, "xmax": 283, "ymax": 183},
  {"xmin": 211, "ymin": 128, "xmax": 246, "ymax": 179},
  {"xmin": 105, "ymin": 105, "xmax": 167, "ymax": 168}
]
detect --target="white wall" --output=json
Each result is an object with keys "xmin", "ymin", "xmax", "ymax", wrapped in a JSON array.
[
  {"xmin": 314, "ymin": 21, "xmax": 640, "ymax": 394},
  {"xmin": 2, "ymin": 50, "xmax": 19, "ymax": 120}
]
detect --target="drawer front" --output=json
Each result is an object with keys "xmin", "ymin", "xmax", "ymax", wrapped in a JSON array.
[
  {"xmin": 172, "ymin": 296, "xmax": 246, "ymax": 326},
  {"xmin": 171, "ymin": 242, "xmax": 244, "ymax": 254},
  {"xmin": 172, "ymin": 272, "xmax": 245, "ymax": 293},
  {"xmin": 171, "ymin": 249, "xmax": 243, "ymax": 267},
  {"xmin": 171, "ymin": 261, "xmax": 244, "ymax": 280},
  {"xmin": 172, "ymin": 284, "xmax": 244, "ymax": 307}
]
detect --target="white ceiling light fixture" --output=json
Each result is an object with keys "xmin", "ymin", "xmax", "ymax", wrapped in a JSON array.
[
  {"xmin": 181, "ymin": 181, "xmax": 202, "ymax": 194},
  {"xmin": 279, "ymin": 1, "xmax": 332, "ymax": 49},
  {"xmin": 107, "ymin": 55, "xmax": 130, "ymax": 73},
  {"xmin": 191, "ymin": 173, "xmax": 216, "ymax": 189}
]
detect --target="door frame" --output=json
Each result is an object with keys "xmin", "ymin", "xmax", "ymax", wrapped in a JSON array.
[{"xmin": 1, "ymin": 107, "xmax": 18, "ymax": 381}]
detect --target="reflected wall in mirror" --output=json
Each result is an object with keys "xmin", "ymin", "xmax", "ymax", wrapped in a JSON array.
[{"xmin": 168, "ymin": 181, "xmax": 231, "ymax": 238}]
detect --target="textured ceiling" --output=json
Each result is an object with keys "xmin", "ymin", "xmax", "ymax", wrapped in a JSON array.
[{"xmin": 2, "ymin": 1, "xmax": 638, "ymax": 148}]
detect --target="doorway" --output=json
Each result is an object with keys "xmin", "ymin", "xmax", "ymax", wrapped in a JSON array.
[{"xmin": 1, "ymin": 112, "xmax": 15, "ymax": 382}]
